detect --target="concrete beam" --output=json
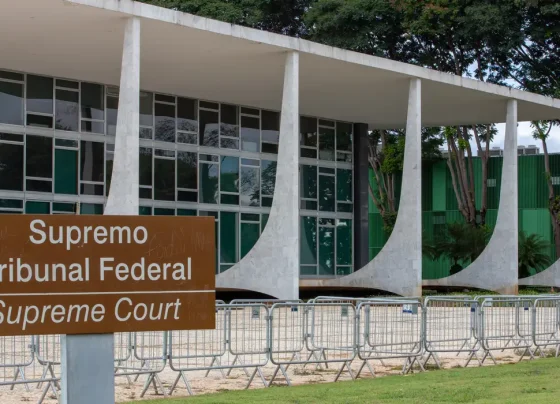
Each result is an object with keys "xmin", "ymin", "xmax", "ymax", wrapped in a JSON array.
[
  {"xmin": 61, "ymin": 17, "xmax": 141, "ymax": 404},
  {"xmin": 216, "ymin": 51, "xmax": 299, "ymax": 299},
  {"xmin": 424, "ymin": 99, "xmax": 519, "ymax": 294},
  {"xmin": 322, "ymin": 78, "xmax": 422, "ymax": 296}
]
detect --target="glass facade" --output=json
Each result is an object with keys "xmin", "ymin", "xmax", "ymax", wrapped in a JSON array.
[{"xmin": 0, "ymin": 68, "xmax": 354, "ymax": 276}]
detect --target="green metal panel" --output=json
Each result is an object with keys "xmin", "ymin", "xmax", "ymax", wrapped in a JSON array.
[{"xmin": 432, "ymin": 160, "xmax": 447, "ymax": 211}]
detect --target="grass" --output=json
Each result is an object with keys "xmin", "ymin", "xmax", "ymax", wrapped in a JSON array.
[{"xmin": 128, "ymin": 358, "xmax": 560, "ymax": 404}]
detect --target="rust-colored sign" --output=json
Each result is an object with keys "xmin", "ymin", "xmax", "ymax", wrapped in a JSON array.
[{"xmin": 0, "ymin": 215, "xmax": 215, "ymax": 336}]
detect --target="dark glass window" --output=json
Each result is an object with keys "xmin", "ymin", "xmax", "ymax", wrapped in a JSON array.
[
  {"xmin": 337, "ymin": 219, "xmax": 352, "ymax": 266},
  {"xmin": 301, "ymin": 165, "xmax": 317, "ymax": 199},
  {"xmin": 240, "ymin": 116, "xmax": 260, "ymax": 152},
  {"xmin": 80, "ymin": 82, "xmax": 104, "ymax": 121},
  {"xmin": 220, "ymin": 211, "xmax": 238, "ymax": 265},
  {"xmin": 0, "ymin": 81, "xmax": 23, "ymax": 125},
  {"xmin": 336, "ymin": 122, "xmax": 352, "ymax": 152},
  {"xmin": 220, "ymin": 156, "xmax": 239, "ymax": 193},
  {"xmin": 177, "ymin": 97, "xmax": 197, "ymax": 132},
  {"xmin": 262, "ymin": 110, "xmax": 280, "ymax": 154},
  {"xmin": 140, "ymin": 91, "xmax": 153, "ymax": 127},
  {"xmin": 155, "ymin": 103, "xmax": 176, "ymax": 142},
  {"xmin": 55, "ymin": 149, "xmax": 78, "ymax": 195},
  {"xmin": 177, "ymin": 151, "xmax": 197, "ymax": 189},
  {"xmin": 139, "ymin": 206, "xmax": 152, "ymax": 216},
  {"xmin": 220, "ymin": 104, "xmax": 238, "ymax": 138},
  {"xmin": 55, "ymin": 89, "xmax": 79, "ymax": 131},
  {"xmin": 106, "ymin": 93, "xmax": 118, "ymax": 136},
  {"xmin": 0, "ymin": 143, "xmax": 23, "ymax": 190},
  {"xmin": 319, "ymin": 127, "xmax": 335, "ymax": 160},
  {"xmin": 199, "ymin": 162, "xmax": 218, "ymax": 204},
  {"xmin": 27, "ymin": 75, "xmax": 53, "ymax": 115},
  {"xmin": 154, "ymin": 158, "xmax": 175, "ymax": 201},
  {"xmin": 199, "ymin": 109, "xmax": 219, "ymax": 147},
  {"xmin": 261, "ymin": 160, "xmax": 276, "ymax": 197},
  {"xmin": 319, "ymin": 224, "xmax": 335, "ymax": 275},
  {"xmin": 337, "ymin": 169, "xmax": 352, "ymax": 202},
  {"xmin": 300, "ymin": 117, "xmax": 317, "ymax": 147},
  {"xmin": 154, "ymin": 208, "xmax": 175, "ymax": 216},
  {"xmin": 81, "ymin": 203, "xmax": 103, "ymax": 215},
  {"xmin": 25, "ymin": 201, "xmax": 50, "ymax": 214},
  {"xmin": 26, "ymin": 135, "xmax": 52, "ymax": 178},
  {"xmin": 139, "ymin": 147, "xmax": 152, "ymax": 186},
  {"xmin": 241, "ymin": 222, "xmax": 259, "ymax": 259},
  {"xmin": 319, "ymin": 174, "xmax": 335, "ymax": 212},
  {"xmin": 80, "ymin": 141, "xmax": 104, "ymax": 182},
  {"xmin": 240, "ymin": 166, "xmax": 259, "ymax": 206}
]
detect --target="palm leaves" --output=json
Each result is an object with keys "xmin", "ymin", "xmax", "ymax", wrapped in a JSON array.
[{"xmin": 518, "ymin": 231, "xmax": 552, "ymax": 278}]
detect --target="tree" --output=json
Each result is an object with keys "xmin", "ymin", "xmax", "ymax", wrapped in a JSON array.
[
  {"xmin": 518, "ymin": 231, "xmax": 552, "ymax": 278},
  {"xmin": 139, "ymin": 0, "xmax": 310, "ymax": 36},
  {"xmin": 368, "ymin": 128, "xmax": 442, "ymax": 234}
]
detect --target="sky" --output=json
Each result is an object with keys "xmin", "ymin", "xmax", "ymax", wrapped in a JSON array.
[{"xmin": 492, "ymin": 122, "xmax": 560, "ymax": 153}]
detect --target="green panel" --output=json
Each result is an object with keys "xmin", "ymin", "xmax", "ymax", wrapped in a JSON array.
[
  {"xmin": 318, "ymin": 225, "xmax": 335, "ymax": 275},
  {"xmin": 25, "ymin": 201, "xmax": 50, "ymax": 214},
  {"xmin": 55, "ymin": 149, "xmax": 78, "ymax": 195},
  {"xmin": 177, "ymin": 209, "xmax": 196, "ymax": 216},
  {"xmin": 241, "ymin": 222, "xmax": 259, "ymax": 259},
  {"xmin": 432, "ymin": 160, "xmax": 447, "ymax": 211},
  {"xmin": 261, "ymin": 214, "xmax": 269, "ymax": 232},
  {"xmin": 422, "ymin": 162, "xmax": 433, "ymax": 212},
  {"xmin": 0, "ymin": 199, "xmax": 23, "ymax": 209},
  {"xmin": 154, "ymin": 208, "xmax": 174, "ymax": 215},
  {"xmin": 486, "ymin": 157, "xmax": 502, "ymax": 210},
  {"xmin": 220, "ymin": 211, "xmax": 238, "ymax": 265},
  {"xmin": 336, "ymin": 219, "xmax": 352, "ymax": 266},
  {"xmin": 139, "ymin": 206, "xmax": 152, "ymax": 215},
  {"xmin": 53, "ymin": 202, "xmax": 75, "ymax": 213},
  {"xmin": 300, "ymin": 216, "xmax": 317, "ymax": 265},
  {"xmin": 80, "ymin": 203, "xmax": 103, "ymax": 215}
]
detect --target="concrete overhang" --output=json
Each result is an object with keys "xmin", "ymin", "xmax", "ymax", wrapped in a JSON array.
[{"xmin": 1, "ymin": 0, "xmax": 559, "ymax": 128}]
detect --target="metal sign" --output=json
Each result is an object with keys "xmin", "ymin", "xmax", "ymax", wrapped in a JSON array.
[{"xmin": 0, "ymin": 215, "xmax": 216, "ymax": 336}]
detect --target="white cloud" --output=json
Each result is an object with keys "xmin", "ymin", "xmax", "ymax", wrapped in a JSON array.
[{"xmin": 491, "ymin": 122, "xmax": 560, "ymax": 153}]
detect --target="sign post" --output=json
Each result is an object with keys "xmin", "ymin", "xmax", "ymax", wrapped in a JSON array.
[{"xmin": 0, "ymin": 215, "xmax": 215, "ymax": 402}]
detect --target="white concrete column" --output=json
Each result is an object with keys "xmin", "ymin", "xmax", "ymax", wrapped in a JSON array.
[
  {"xmin": 61, "ymin": 18, "xmax": 140, "ymax": 404},
  {"xmin": 323, "ymin": 78, "xmax": 422, "ymax": 296},
  {"xmin": 423, "ymin": 99, "xmax": 519, "ymax": 294},
  {"xmin": 216, "ymin": 51, "xmax": 299, "ymax": 299}
]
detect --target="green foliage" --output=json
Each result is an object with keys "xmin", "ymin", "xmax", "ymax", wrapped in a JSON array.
[
  {"xmin": 518, "ymin": 231, "xmax": 552, "ymax": 278},
  {"xmin": 423, "ymin": 222, "xmax": 491, "ymax": 274},
  {"xmin": 381, "ymin": 211, "xmax": 397, "ymax": 235}
]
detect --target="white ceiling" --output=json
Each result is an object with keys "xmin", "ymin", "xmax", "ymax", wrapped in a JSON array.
[{"xmin": 0, "ymin": 0, "xmax": 558, "ymax": 128}]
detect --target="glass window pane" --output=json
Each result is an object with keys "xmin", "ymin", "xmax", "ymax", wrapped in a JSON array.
[
  {"xmin": 300, "ymin": 216, "xmax": 317, "ymax": 265},
  {"xmin": 52, "ymin": 202, "xmax": 76, "ymax": 213},
  {"xmin": 178, "ymin": 190, "xmax": 197, "ymax": 202},
  {"xmin": 177, "ymin": 151, "xmax": 197, "ymax": 189},
  {"xmin": 140, "ymin": 92, "xmax": 153, "ymax": 127},
  {"xmin": 0, "ymin": 71, "xmax": 23, "ymax": 81},
  {"xmin": 27, "ymin": 114, "xmax": 53, "ymax": 129},
  {"xmin": 106, "ymin": 95, "xmax": 118, "ymax": 136},
  {"xmin": 220, "ymin": 156, "xmax": 239, "ymax": 193},
  {"xmin": 80, "ymin": 203, "xmax": 103, "ymax": 215},
  {"xmin": 300, "ymin": 117, "xmax": 317, "ymax": 147},
  {"xmin": 155, "ymin": 103, "xmax": 176, "ymax": 142},
  {"xmin": 55, "ymin": 149, "xmax": 78, "ymax": 195},
  {"xmin": 199, "ymin": 109, "xmax": 219, "ymax": 147},
  {"xmin": 80, "ymin": 82, "xmax": 104, "ymax": 121},
  {"xmin": 25, "ymin": 201, "xmax": 50, "ymax": 214},
  {"xmin": 26, "ymin": 135, "xmax": 52, "ymax": 179},
  {"xmin": 80, "ymin": 141, "xmax": 104, "ymax": 182},
  {"xmin": 56, "ymin": 79, "xmax": 78, "ymax": 89},
  {"xmin": 240, "ymin": 166, "xmax": 259, "ymax": 207},
  {"xmin": 337, "ymin": 169, "xmax": 352, "ymax": 202},
  {"xmin": 105, "ymin": 151, "xmax": 114, "ymax": 196},
  {"xmin": 337, "ymin": 219, "xmax": 352, "ymax": 266},
  {"xmin": 220, "ymin": 104, "xmax": 238, "ymax": 138},
  {"xmin": 319, "ymin": 127, "xmax": 335, "ymax": 160},
  {"xmin": 0, "ymin": 143, "xmax": 23, "ymax": 190},
  {"xmin": 220, "ymin": 194, "xmax": 239, "ymax": 205},
  {"xmin": 319, "ymin": 226, "xmax": 335, "ymax": 275},
  {"xmin": 154, "ymin": 208, "xmax": 174, "ymax": 216},
  {"xmin": 80, "ymin": 183, "xmax": 104, "ymax": 196},
  {"xmin": 262, "ymin": 110, "xmax": 279, "ymax": 144},
  {"xmin": 261, "ymin": 160, "xmax": 276, "ymax": 197},
  {"xmin": 199, "ymin": 162, "xmax": 218, "ymax": 204},
  {"xmin": 240, "ymin": 116, "xmax": 260, "ymax": 152},
  {"xmin": 177, "ymin": 97, "xmax": 197, "ymax": 132},
  {"xmin": 220, "ymin": 211, "xmax": 238, "ymax": 264},
  {"xmin": 241, "ymin": 222, "xmax": 259, "ymax": 259},
  {"xmin": 139, "ymin": 147, "xmax": 153, "ymax": 186},
  {"xmin": 154, "ymin": 158, "xmax": 175, "ymax": 201},
  {"xmin": 27, "ymin": 75, "xmax": 53, "ymax": 114},
  {"xmin": 0, "ymin": 81, "xmax": 23, "ymax": 125},
  {"xmin": 301, "ymin": 165, "xmax": 317, "ymax": 199},
  {"xmin": 177, "ymin": 209, "xmax": 197, "ymax": 216},
  {"xmin": 319, "ymin": 174, "xmax": 335, "ymax": 212},
  {"xmin": 336, "ymin": 122, "xmax": 352, "ymax": 152},
  {"xmin": 261, "ymin": 214, "xmax": 269, "ymax": 232},
  {"xmin": 200, "ymin": 101, "xmax": 218, "ymax": 110},
  {"xmin": 139, "ymin": 206, "xmax": 152, "ymax": 215},
  {"xmin": 55, "ymin": 89, "xmax": 79, "ymax": 131}
]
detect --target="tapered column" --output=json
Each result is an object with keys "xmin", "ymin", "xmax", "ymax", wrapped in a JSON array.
[
  {"xmin": 61, "ymin": 18, "xmax": 140, "ymax": 404},
  {"xmin": 216, "ymin": 51, "xmax": 299, "ymax": 299},
  {"xmin": 324, "ymin": 78, "xmax": 422, "ymax": 296},
  {"xmin": 423, "ymin": 99, "xmax": 518, "ymax": 294}
]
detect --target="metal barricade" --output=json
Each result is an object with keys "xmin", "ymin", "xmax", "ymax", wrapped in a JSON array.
[
  {"xmin": 423, "ymin": 297, "xmax": 479, "ymax": 368},
  {"xmin": 269, "ymin": 303, "xmax": 356, "ymax": 386},
  {"xmin": 532, "ymin": 297, "xmax": 560, "ymax": 357},
  {"xmin": 480, "ymin": 298, "xmax": 534, "ymax": 363},
  {"xmin": 168, "ymin": 304, "xmax": 268, "ymax": 395},
  {"xmin": 0, "ymin": 335, "xmax": 35, "ymax": 391},
  {"xmin": 356, "ymin": 300, "xmax": 423, "ymax": 377}
]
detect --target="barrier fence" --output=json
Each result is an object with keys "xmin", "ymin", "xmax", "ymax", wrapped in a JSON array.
[{"xmin": 1, "ymin": 295, "xmax": 559, "ymax": 403}]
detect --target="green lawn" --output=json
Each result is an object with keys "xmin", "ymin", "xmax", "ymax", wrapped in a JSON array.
[{"xmin": 129, "ymin": 358, "xmax": 560, "ymax": 404}]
